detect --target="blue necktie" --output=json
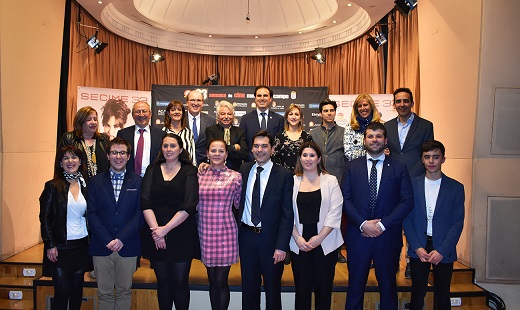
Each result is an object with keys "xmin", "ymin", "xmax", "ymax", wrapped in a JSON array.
[
  {"xmin": 260, "ymin": 112, "xmax": 267, "ymax": 130},
  {"xmin": 192, "ymin": 117, "xmax": 198, "ymax": 141},
  {"xmin": 369, "ymin": 159, "xmax": 379, "ymax": 218}
]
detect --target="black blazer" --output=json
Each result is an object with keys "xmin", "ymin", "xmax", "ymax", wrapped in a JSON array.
[
  {"xmin": 116, "ymin": 125, "xmax": 164, "ymax": 174},
  {"xmin": 186, "ymin": 112, "xmax": 216, "ymax": 165},
  {"xmin": 39, "ymin": 178, "xmax": 88, "ymax": 249},
  {"xmin": 205, "ymin": 124, "xmax": 248, "ymax": 171},
  {"xmin": 239, "ymin": 110, "xmax": 284, "ymax": 161},
  {"xmin": 384, "ymin": 114, "xmax": 434, "ymax": 177},
  {"xmin": 238, "ymin": 162, "xmax": 294, "ymax": 251}
]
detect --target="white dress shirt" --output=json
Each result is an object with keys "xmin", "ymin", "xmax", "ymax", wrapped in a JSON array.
[
  {"xmin": 133, "ymin": 125, "xmax": 151, "ymax": 176},
  {"xmin": 241, "ymin": 159, "xmax": 274, "ymax": 227},
  {"xmin": 256, "ymin": 109, "xmax": 270, "ymax": 128}
]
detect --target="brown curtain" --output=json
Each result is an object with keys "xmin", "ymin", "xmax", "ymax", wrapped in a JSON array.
[
  {"xmin": 385, "ymin": 9, "xmax": 421, "ymax": 112},
  {"xmin": 67, "ymin": 1, "xmax": 418, "ymax": 128}
]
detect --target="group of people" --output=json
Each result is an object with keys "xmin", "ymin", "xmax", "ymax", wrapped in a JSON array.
[{"xmin": 39, "ymin": 85, "xmax": 464, "ymax": 310}]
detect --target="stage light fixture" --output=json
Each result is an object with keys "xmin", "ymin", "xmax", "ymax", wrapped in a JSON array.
[
  {"xmin": 150, "ymin": 48, "xmax": 165, "ymax": 63},
  {"xmin": 86, "ymin": 31, "xmax": 108, "ymax": 54},
  {"xmin": 366, "ymin": 28, "xmax": 387, "ymax": 51},
  {"xmin": 395, "ymin": 0, "xmax": 417, "ymax": 16},
  {"xmin": 310, "ymin": 48, "xmax": 326, "ymax": 64},
  {"xmin": 202, "ymin": 73, "xmax": 220, "ymax": 85}
]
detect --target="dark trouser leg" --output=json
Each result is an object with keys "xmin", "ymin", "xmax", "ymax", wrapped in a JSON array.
[
  {"xmin": 52, "ymin": 267, "xmax": 71, "ymax": 310},
  {"xmin": 432, "ymin": 262, "xmax": 453, "ymax": 310},
  {"xmin": 153, "ymin": 262, "xmax": 175, "ymax": 310},
  {"xmin": 291, "ymin": 250, "xmax": 313, "ymax": 310},
  {"xmin": 314, "ymin": 247, "xmax": 338, "ymax": 310},
  {"xmin": 206, "ymin": 265, "xmax": 232, "ymax": 310},
  {"xmin": 345, "ymin": 244, "xmax": 372, "ymax": 310},
  {"xmin": 409, "ymin": 258, "xmax": 431, "ymax": 310},
  {"xmin": 372, "ymin": 247, "xmax": 400, "ymax": 310}
]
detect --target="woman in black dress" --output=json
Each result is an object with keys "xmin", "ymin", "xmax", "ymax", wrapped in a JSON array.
[
  {"xmin": 39, "ymin": 145, "xmax": 90, "ymax": 310},
  {"xmin": 141, "ymin": 133, "xmax": 200, "ymax": 310},
  {"xmin": 272, "ymin": 103, "xmax": 312, "ymax": 172}
]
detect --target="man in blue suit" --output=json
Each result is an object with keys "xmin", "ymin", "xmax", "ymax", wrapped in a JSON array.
[
  {"xmin": 238, "ymin": 130, "xmax": 294, "ymax": 310},
  {"xmin": 87, "ymin": 137, "xmax": 143, "ymax": 310},
  {"xmin": 403, "ymin": 140, "xmax": 465, "ymax": 310},
  {"xmin": 240, "ymin": 85, "xmax": 284, "ymax": 161},
  {"xmin": 341, "ymin": 122, "xmax": 414, "ymax": 310}
]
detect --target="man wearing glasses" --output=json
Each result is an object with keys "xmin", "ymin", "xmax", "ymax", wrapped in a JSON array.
[
  {"xmin": 185, "ymin": 89, "xmax": 216, "ymax": 165},
  {"xmin": 87, "ymin": 137, "xmax": 143, "ymax": 310},
  {"xmin": 117, "ymin": 101, "xmax": 164, "ymax": 176},
  {"xmin": 384, "ymin": 87, "xmax": 434, "ymax": 279}
]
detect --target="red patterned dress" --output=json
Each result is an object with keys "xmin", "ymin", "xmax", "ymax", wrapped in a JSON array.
[{"xmin": 197, "ymin": 166, "xmax": 242, "ymax": 267}]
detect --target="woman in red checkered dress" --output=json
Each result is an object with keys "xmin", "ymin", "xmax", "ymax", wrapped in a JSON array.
[{"xmin": 197, "ymin": 138, "xmax": 242, "ymax": 310}]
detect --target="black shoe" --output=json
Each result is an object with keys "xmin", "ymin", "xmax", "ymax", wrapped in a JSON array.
[
  {"xmin": 337, "ymin": 251, "xmax": 346, "ymax": 263},
  {"xmin": 405, "ymin": 263, "xmax": 411, "ymax": 279}
]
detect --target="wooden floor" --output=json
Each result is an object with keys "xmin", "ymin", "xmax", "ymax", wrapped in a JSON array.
[{"xmin": 3, "ymin": 243, "xmax": 493, "ymax": 310}]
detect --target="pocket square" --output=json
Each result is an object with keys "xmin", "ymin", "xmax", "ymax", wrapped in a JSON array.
[{"xmin": 126, "ymin": 188, "xmax": 138, "ymax": 191}]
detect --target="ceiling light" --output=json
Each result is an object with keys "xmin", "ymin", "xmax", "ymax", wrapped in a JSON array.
[
  {"xmin": 255, "ymin": 36, "xmax": 259, "ymax": 39},
  {"xmin": 332, "ymin": 20, "xmax": 337, "ymax": 24},
  {"xmin": 310, "ymin": 48, "xmax": 326, "ymax": 64},
  {"xmin": 299, "ymin": 31, "xmax": 302, "ymax": 34},
  {"xmin": 86, "ymin": 31, "xmax": 108, "ymax": 54},
  {"xmin": 98, "ymin": 1, "xmax": 102, "ymax": 3},
  {"xmin": 395, "ymin": 0, "xmax": 417, "ymax": 15},
  {"xmin": 347, "ymin": 3, "xmax": 352, "ymax": 6},
  {"xmin": 150, "ymin": 47, "xmax": 165, "ymax": 63},
  {"xmin": 366, "ymin": 28, "xmax": 387, "ymax": 51},
  {"xmin": 208, "ymin": 35, "xmax": 212, "ymax": 38}
]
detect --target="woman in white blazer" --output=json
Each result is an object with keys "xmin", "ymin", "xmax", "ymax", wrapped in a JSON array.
[{"xmin": 289, "ymin": 141, "xmax": 344, "ymax": 310}]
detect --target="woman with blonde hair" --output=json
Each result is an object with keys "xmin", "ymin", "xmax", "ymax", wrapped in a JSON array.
[
  {"xmin": 343, "ymin": 94, "xmax": 382, "ymax": 161},
  {"xmin": 272, "ymin": 103, "xmax": 312, "ymax": 172}
]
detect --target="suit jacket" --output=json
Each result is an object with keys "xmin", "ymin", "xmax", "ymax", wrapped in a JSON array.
[
  {"xmin": 186, "ymin": 112, "xmax": 216, "ymax": 165},
  {"xmin": 289, "ymin": 174, "xmax": 344, "ymax": 255},
  {"xmin": 384, "ymin": 114, "xmax": 434, "ymax": 177},
  {"xmin": 341, "ymin": 155, "xmax": 414, "ymax": 248},
  {"xmin": 239, "ymin": 110, "xmax": 284, "ymax": 161},
  {"xmin": 403, "ymin": 174, "xmax": 465, "ymax": 263},
  {"xmin": 87, "ymin": 170, "xmax": 143, "ymax": 257},
  {"xmin": 238, "ymin": 161, "xmax": 294, "ymax": 251},
  {"xmin": 206, "ymin": 124, "xmax": 248, "ymax": 171},
  {"xmin": 116, "ymin": 125, "xmax": 164, "ymax": 174}
]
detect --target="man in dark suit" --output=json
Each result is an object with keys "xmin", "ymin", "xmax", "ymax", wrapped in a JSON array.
[
  {"xmin": 238, "ymin": 130, "xmax": 294, "ymax": 310},
  {"xmin": 403, "ymin": 140, "xmax": 465, "ymax": 310},
  {"xmin": 116, "ymin": 101, "xmax": 164, "ymax": 176},
  {"xmin": 185, "ymin": 89, "xmax": 216, "ymax": 165},
  {"xmin": 341, "ymin": 122, "xmax": 414, "ymax": 310},
  {"xmin": 87, "ymin": 137, "xmax": 143, "ymax": 309},
  {"xmin": 384, "ymin": 87, "xmax": 434, "ymax": 178},
  {"xmin": 240, "ymin": 85, "xmax": 284, "ymax": 161}
]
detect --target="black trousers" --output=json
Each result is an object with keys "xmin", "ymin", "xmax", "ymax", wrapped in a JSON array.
[
  {"xmin": 291, "ymin": 246, "xmax": 339, "ymax": 310},
  {"xmin": 409, "ymin": 238, "xmax": 453, "ymax": 310}
]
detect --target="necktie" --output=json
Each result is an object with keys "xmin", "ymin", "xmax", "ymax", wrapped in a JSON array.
[
  {"xmin": 192, "ymin": 117, "xmax": 198, "ymax": 141},
  {"xmin": 260, "ymin": 112, "xmax": 267, "ymax": 130},
  {"xmin": 224, "ymin": 127, "xmax": 231, "ymax": 145},
  {"xmin": 135, "ymin": 129, "xmax": 144, "ymax": 174},
  {"xmin": 251, "ymin": 166, "xmax": 264, "ymax": 226},
  {"xmin": 369, "ymin": 159, "xmax": 379, "ymax": 218}
]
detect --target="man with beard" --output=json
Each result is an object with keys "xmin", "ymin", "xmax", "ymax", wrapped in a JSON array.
[{"xmin": 341, "ymin": 122, "xmax": 414, "ymax": 310}]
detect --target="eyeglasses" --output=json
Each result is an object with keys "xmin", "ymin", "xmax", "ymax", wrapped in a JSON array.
[
  {"xmin": 395, "ymin": 99, "xmax": 411, "ymax": 104},
  {"xmin": 109, "ymin": 150, "xmax": 128, "ymax": 156},
  {"xmin": 189, "ymin": 99, "xmax": 203, "ymax": 103}
]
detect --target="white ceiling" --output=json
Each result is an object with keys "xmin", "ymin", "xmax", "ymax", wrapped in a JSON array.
[{"xmin": 77, "ymin": 0, "xmax": 393, "ymax": 56}]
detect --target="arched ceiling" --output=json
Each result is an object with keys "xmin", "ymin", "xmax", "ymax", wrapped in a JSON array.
[{"xmin": 76, "ymin": 0, "xmax": 393, "ymax": 56}]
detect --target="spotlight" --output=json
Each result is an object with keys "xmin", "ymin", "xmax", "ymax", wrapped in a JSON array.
[
  {"xmin": 395, "ymin": 0, "xmax": 417, "ymax": 16},
  {"xmin": 366, "ymin": 28, "xmax": 387, "ymax": 51},
  {"xmin": 150, "ymin": 48, "xmax": 165, "ymax": 63},
  {"xmin": 86, "ymin": 31, "xmax": 108, "ymax": 54},
  {"xmin": 310, "ymin": 48, "xmax": 326, "ymax": 64},
  {"xmin": 202, "ymin": 73, "xmax": 220, "ymax": 85}
]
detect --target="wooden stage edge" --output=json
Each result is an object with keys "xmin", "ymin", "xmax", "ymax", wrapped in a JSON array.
[{"xmin": 8, "ymin": 243, "xmax": 477, "ymax": 293}]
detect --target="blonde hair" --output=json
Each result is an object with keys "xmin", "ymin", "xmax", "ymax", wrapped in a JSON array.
[
  {"xmin": 283, "ymin": 104, "xmax": 304, "ymax": 131},
  {"xmin": 350, "ymin": 94, "xmax": 381, "ymax": 131}
]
